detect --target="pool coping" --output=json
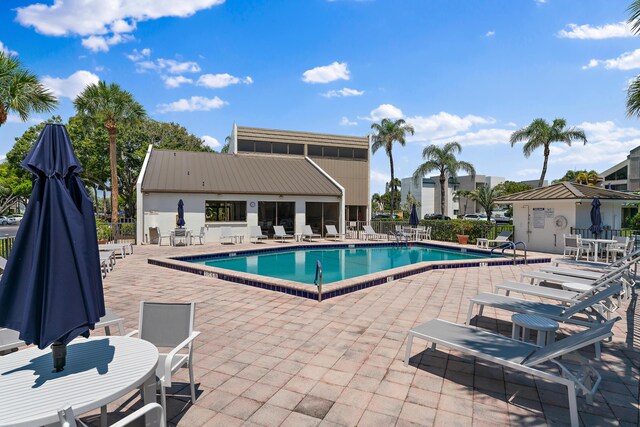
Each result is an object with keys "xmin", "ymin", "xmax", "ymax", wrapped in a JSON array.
[{"xmin": 148, "ymin": 241, "xmax": 552, "ymax": 301}]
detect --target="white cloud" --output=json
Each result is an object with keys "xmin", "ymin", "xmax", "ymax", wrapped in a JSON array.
[
  {"xmin": 370, "ymin": 169, "xmax": 390, "ymax": 186},
  {"xmin": 515, "ymin": 168, "xmax": 540, "ymax": 177},
  {"xmin": 321, "ymin": 87, "xmax": 364, "ymax": 98},
  {"xmin": 558, "ymin": 22, "xmax": 633, "ymax": 40},
  {"xmin": 162, "ymin": 76, "xmax": 193, "ymax": 88},
  {"xmin": 363, "ymin": 104, "xmax": 404, "ymax": 121},
  {"xmin": 81, "ymin": 33, "xmax": 134, "ymax": 52},
  {"xmin": 0, "ymin": 41, "xmax": 17, "ymax": 56},
  {"xmin": 340, "ymin": 116, "xmax": 358, "ymax": 126},
  {"xmin": 431, "ymin": 128, "xmax": 512, "ymax": 147},
  {"xmin": 485, "ymin": 31, "xmax": 495, "ymax": 37},
  {"xmin": 583, "ymin": 48, "xmax": 640, "ymax": 70},
  {"xmin": 201, "ymin": 135, "xmax": 220, "ymax": 148},
  {"xmin": 42, "ymin": 70, "xmax": 100, "ymax": 100},
  {"xmin": 157, "ymin": 96, "xmax": 227, "ymax": 113},
  {"xmin": 197, "ymin": 73, "xmax": 253, "ymax": 88},
  {"xmin": 408, "ymin": 112, "xmax": 495, "ymax": 141},
  {"xmin": 156, "ymin": 59, "xmax": 201, "ymax": 74},
  {"xmin": 16, "ymin": 0, "xmax": 224, "ymax": 52},
  {"xmin": 302, "ymin": 61, "xmax": 350, "ymax": 84},
  {"xmin": 126, "ymin": 48, "xmax": 150, "ymax": 61},
  {"xmin": 6, "ymin": 114, "xmax": 44, "ymax": 124},
  {"xmin": 534, "ymin": 0, "xmax": 547, "ymax": 4}
]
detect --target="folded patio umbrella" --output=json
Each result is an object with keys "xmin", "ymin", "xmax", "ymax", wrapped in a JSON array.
[
  {"xmin": 589, "ymin": 198, "xmax": 603, "ymax": 236},
  {"xmin": 409, "ymin": 204, "xmax": 419, "ymax": 227},
  {"xmin": 0, "ymin": 124, "xmax": 104, "ymax": 370},
  {"xmin": 177, "ymin": 199, "xmax": 185, "ymax": 227}
]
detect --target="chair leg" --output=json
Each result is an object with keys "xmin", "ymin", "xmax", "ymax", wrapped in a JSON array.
[
  {"xmin": 567, "ymin": 383, "xmax": 579, "ymax": 427},
  {"xmin": 466, "ymin": 302, "xmax": 475, "ymax": 325},
  {"xmin": 160, "ymin": 385, "xmax": 167, "ymax": 422},
  {"xmin": 403, "ymin": 333, "xmax": 414, "ymax": 366},
  {"xmin": 189, "ymin": 362, "xmax": 196, "ymax": 403}
]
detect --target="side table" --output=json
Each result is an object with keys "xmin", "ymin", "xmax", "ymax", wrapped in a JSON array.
[
  {"xmin": 511, "ymin": 313, "xmax": 558, "ymax": 346},
  {"xmin": 476, "ymin": 238, "xmax": 489, "ymax": 249}
]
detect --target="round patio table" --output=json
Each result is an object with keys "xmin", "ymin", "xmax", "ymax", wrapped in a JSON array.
[
  {"xmin": 0, "ymin": 336, "xmax": 158, "ymax": 427},
  {"xmin": 511, "ymin": 313, "xmax": 559, "ymax": 347}
]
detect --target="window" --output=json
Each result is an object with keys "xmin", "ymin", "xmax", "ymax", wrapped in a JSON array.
[
  {"xmin": 289, "ymin": 143, "xmax": 304, "ymax": 155},
  {"xmin": 605, "ymin": 166, "xmax": 628, "ymax": 181},
  {"xmin": 353, "ymin": 148, "xmax": 368, "ymax": 160},
  {"xmin": 323, "ymin": 146, "xmax": 339, "ymax": 158},
  {"xmin": 205, "ymin": 201, "xmax": 247, "ymax": 222},
  {"xmin": 338, "ymin": 147, "xmax": 354, "ymax": 159},
  {"xmin": 237, "ymin": 140, "xmax": 254, "ymax": 152},
  {"xmin": 272, "ymin": 142, "xmax": 288, "ymax": 154},
  {"xmin": 254, "ymin": 141, "xmax": 271, "ymax": 153},
  {"xmin": 308, "ymin": 145, "xmax": 322, "ymax": 156}
]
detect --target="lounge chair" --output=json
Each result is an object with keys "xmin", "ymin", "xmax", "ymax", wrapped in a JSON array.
[
  {"xmin": 219, "ymin": 227, "xmax": 237, "ymax": 244},
  {"xmin": 302, "ymin": 225, "xmax": 321, "ymax": 242},
  {"xmin": 249, "ymin": 226, "xmax": 267, "ymax": 243},
  {"xmin": 273, "ymin": 225, "xmax": 294, "ymax": 243},
  {"xmin": 99, "ymin": 251, "xmax": 115, "ymax": 278},
  {"xmin": 403, "ymin": 317, "xmax": 619, "ymax": 427},
  {"xmin": 520, "ymin": 260, "xmax": 631, "ymax": 290},
  {"xmin": 477, "ymin": 230, "xmax": 512, "ymax": 249},
  {"xmin": 99, "ymin": 243, "xmax": 128, "ymax": 258},
  {"xmin": 362, "ymin": 225, "xmax": 383, "ymax": 240},
  {"xmin": 466, "ymin": 282, "xmax": 622, "ymax": 328},
  {"xmin": 552, "ymin": 248, "xmax": 640, "ymax": 273},
  {"xmin": 191, "ymin": 227, "xmax": 206, "ymax": 245},
  {"xmin": 0, "ymin": 328, "xmax": 24, "ymax": 354},
  {"xmin": 325, "ymin": 225, "xmax": 345, "ymax": 241}
]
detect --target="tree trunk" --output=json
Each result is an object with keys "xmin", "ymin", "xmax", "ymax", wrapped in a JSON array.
[
  {"xmin": 389, "ymin": 152, "xmax": 395, "ymax": 218},
  {"xmin": 102, "ymin": 188, "xmax": 107, "ymax": 212},
  {"xmin": 0, "ymin": 104, "xmax": 7, "ymax": 127},
  {"xmin": 108, "ymin": 128, "xmax": 119, "ymax": 225},
  {"xmin": 539, "ymin": 144, "xmax": 550, "ymax": 188},
  {"xmin": 93, "ymin": 186, "xmax": 98, "ymax": 213},
  {"xmin": 439, "ymin": 174, "xmax": 446, "ymax": 215}
]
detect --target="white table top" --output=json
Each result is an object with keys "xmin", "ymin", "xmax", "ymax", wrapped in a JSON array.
[
  {"xmin": 511, "ymin": 313, "xmax": 559, "ymax": 331},
  {"xmin": 581, "ymin": 238, "xmax": 617, "ymax": 244},
  {"xmin": 0, "ymin": 336, "xmax": 158, "ymax": 427}
]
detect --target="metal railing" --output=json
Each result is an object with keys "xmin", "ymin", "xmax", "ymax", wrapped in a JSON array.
[
  {"xmin": 97, "ymin": 218, "xmax": 137, "ymax": 244},
  {"xmin": 314, "ymin": 260, "xmax": 323, "ymax": 302},
  {"xmin": 0, "ymin": 236, "xmax": 15, "ymax": 259},
  {"xmin": 570, "ymin": 227, "xmax": 639, "ymax": 250}
]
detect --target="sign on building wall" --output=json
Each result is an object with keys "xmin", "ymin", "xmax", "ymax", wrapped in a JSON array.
[
  {"xmin": 533, "ymin": 207, "xmax": 545, "ymax": 229},
  {"xmin": 545, "ymin": 208, "xmax": 554, "ymax": 218}
]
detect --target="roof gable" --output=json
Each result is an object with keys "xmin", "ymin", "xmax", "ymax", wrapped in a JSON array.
[{"xmin": 495, "ymin": 182, "xmax": 640, "ymax": 202}]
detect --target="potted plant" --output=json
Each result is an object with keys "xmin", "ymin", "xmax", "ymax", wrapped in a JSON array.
[{"xmin": 456, "ymin": 221, "xmax": 469, "ymax": 245}]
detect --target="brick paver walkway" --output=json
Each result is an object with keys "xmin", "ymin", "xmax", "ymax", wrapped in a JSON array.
[{"xmin": 84, "ymin": 241, "xmax": 639, "ymax": 426}]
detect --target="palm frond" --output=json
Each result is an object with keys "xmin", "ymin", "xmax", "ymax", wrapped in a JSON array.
[{"xmin": 628, "ymin": 0, "xmax": 640, "ymax": 35}]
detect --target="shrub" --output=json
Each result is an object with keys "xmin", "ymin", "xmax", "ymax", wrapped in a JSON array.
[{"xmin": 95, "ymin": 219, "xmax": 111, "ymax": 241}]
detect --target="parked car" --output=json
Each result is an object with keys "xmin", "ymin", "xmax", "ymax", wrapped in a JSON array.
[
  {"xmin": 372, "ymin": 213, "xmax": 399, "ymax": 220},
  {"xmin": 463, "ymin": 213, "xmax": 496, "ymax": 223},
  {"xmin": 423, "ymin": 213, "xmax": 451, "ymax": 220},
  {"xmin": 0, "ymin": 216, "xmax": 8, "ymax": 225},
  {"xmin": 8, "ymin": 214, "xmax": 23, "ymax": 224},
  {"xmin": 493, "ymin": 215, "xmax": 512, "ymax": 224}
]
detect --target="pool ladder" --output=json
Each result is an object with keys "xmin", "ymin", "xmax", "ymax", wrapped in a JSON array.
[
  {"xmin": 314, "ymin": 260, "xmax": 323, "ymax": 302},
  {"xmin": 490, "ymin": 241, "xmax": 527, "ymax": 265},
  {"xmin": 387, "ymin": 231, "xmax": 409, "ymax": 247}
]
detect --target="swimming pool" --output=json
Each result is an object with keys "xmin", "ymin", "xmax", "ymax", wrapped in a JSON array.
[{"xmin": 192, "ymin": 245, "xmax": 495, "ymax": 284}]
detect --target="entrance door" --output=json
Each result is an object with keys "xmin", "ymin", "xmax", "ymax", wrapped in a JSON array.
[
  {"xmin": 306, "ymin": 202, "xmax": 339, "ymax": 236},
  {"xmin": 258, "ymin": 202, "xmax": 295, "ymax": 237}
]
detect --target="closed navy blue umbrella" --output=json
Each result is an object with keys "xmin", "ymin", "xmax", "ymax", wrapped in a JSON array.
[
  {"xmin": 0, "ymin": 124, "xmax": 104, "ymax": 371},
  {"xmin": 177, "ymin": 199, "xmax": 185, "ymax": 227},
  {"xmin": 589, "ymin": 198, "xmax": 603, "ymax": 237},
  {"xmin": 409, "ymin": 204, "xmax": 419, "ymax": 227}
]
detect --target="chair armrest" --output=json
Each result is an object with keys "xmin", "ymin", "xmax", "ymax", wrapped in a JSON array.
[
  {"xmin": 164, "ymin": 331, "xmax": 201, "ymax": 382},
  {"xmin": 110, "ymin": 403, "xmax": 165, "ymax": 427},
  {"xmin": 126, "ymin": 329, "xmax": 139, "ymax": 337}
]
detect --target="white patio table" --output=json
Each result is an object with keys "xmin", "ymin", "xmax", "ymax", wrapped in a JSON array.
[
  {"xmin": 581, "ymin": 238, "xmax": 617, "ymax": 262},
  {"xmin": 0, "ymin": 336, "xmax": 159, "ymax": 427}
]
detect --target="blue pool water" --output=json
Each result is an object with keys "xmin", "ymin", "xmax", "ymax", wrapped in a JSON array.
[{"xmin": 192, "ymin": 245, "xmax": 494, "ymax": 284}]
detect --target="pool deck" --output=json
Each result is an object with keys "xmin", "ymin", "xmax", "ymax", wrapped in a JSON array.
[{"xmin": 84, "ymin": 239, "xmax": 638, "ymax": 426}]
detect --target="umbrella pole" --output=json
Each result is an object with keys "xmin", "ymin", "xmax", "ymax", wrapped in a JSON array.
[{"xmin": 51, "ymin": 341, "xmax": 67, "ymax": 372}]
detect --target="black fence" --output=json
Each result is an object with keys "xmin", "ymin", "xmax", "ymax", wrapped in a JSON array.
[
  {"xmin": 96, "ymin": 218, "xmax": 137, "ymax": 244},
  {"xmin": 353, "ymin": 220, "xmax": 514, "ymax": 243},
  {"xmin": 0, "ymin": 236, "xmax": 15, "ymax": 259}
]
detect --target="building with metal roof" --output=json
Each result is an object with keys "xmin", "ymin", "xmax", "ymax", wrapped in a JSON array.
[
  {"xmin": 494, "ymin": 182, "xmax": 640, "ymax": 254},
  {"xmin": 136, "ymin": 125, "xmax": 370, "ymax": 243}
]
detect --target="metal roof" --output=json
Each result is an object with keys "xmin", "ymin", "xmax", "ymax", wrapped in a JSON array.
[
  {"xmin": 141, "ymin": 149, "xmax": 342, "ymax": 196},
  {"xmin": 495, "ymin": 182, "xmax": 640, "ymax": 202},
  {"xmin": 236, "ymin": 126, "xmax": 369, "ymax": 147}
]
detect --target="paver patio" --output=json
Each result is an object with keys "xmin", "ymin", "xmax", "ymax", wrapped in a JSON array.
[{"xmin": 83, "ymin": 241, "xmax": 639, "ymax": 426}]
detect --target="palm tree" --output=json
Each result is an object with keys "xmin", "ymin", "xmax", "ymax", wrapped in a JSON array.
[
  {"xmin": 627, "ymin": 1, "xmax": 640, "ymax": 116},
  {"xmin": 221, "ymin": 135, "xmax": 231, "ymax": 153},
  {"xmin": 469, "ymin": 185, "xmax": 502, "ymax": 221},
  {"xmin": 74, "ymin": 81, "xmax": 146, "ymax": 224},
  {"xmin": 454, "ymin": 189, "xmax": 473, "ymax": 215},
  {"xmin": 371, "ymin": 118, "xmax": 414, "ymax": 217},
  {"xmin": 510, "ymin": 118, "xmax": 587, "ymax": 188},
  {"xmin": 413, "ymin": 142, "xmax": 475, "ymax": 216},
  {"xmin": 0, "ymin": 52, "xmax": 57, "ymax": 126},
  {"xmin": 371, "ymin": 193, "xmax": 383, "ymax": 213}
]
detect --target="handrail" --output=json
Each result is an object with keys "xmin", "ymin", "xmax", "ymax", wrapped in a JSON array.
[
  {"xmin": 489, "ymin": 240, "xmax": 527, "ymax": 265},
  {"xmin": 314, "ymin": 260, "xmax": 322, "ymax": 302}
]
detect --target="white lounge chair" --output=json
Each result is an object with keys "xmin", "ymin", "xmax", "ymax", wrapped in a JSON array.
[
  {"xmin": 99, "ymin": 251, "xmax": 115, "ymax": 278},
  {"xmin": 362, "ymin": 225, "xmax": 383, "ymax": 240},
  {"xmin": 477, "ymin": 230, "xmax": 512, "ymax": 248},
  {"xmin": 249, "ymin": 226, "xmax": 267, "ymax": 243},
  {"xmin": 325, "ymin": 225, "xmax": 345, "ymax": 241},
  {"xmin": 0, "ymin": 328, "xmax": 24, "ymax": 354},
  {"xmin": 99, "ymin": 243, "xmax": 128, "ymax": 258},
  {"xmin": 302, "ymin": 225, "xmax": 321, "ymax": 242},
  {"xmin": 219, "ymin": 226, "xmax": 237, "ymax": 244},
  {"xmin": 58, "ymin": 402, "xmax": 166, "ymax": 427},
  {"xmin": 128, "ymin": 302, "xmax": 200, "ymax": 419},
  {"xmin": 273, "ymin": 225, "xmax": 294, "ymax": 243},
  {"xmin": 191, "ymin": 227, "xmax": 205, "ymax": 245},
  {"xmin": 404, "ymin": 317, "xmax": 619, "ymax": 427}
]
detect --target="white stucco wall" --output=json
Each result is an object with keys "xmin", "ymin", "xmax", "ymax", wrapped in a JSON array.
[{"xmin": 139, "ymin": 192, "xmax": 342, "ymax": 243}]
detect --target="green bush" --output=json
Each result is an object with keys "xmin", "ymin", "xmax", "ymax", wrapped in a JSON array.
[
  {"xmin": 95, "ymin": 219, "xmax": 111, "ymax": 241},
  {"xmin": 422, "ymin": 220, "xmax": 513, "ymax": 243}
]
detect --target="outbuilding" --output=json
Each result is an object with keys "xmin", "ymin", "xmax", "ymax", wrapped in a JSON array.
[{"xmin": 495, "ymin": 182, "xmax": 640, "ymax": 254}]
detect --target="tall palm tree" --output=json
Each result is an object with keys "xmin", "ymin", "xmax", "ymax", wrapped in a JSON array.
[
  {"xmin": 221, "ymin": 135, "xmax": 231, "ymax": 153},
  {"xmin": 0, "ymin": 52, "xmax": 57, "ymax": 126},
  {"xmin": 413, "ymin": 142, "xmax": 475, "ymax": 216},
  {"xmin": 510, "ymin": 118, "xmax": 587, "ymax": 188},
  {"xmin": 627, "ymin": 1, "xmax": 640, "ymax": 116},
  {"xmin": 371, "ymin": 193, "xmax": 383, "ymax": 213},
  {"xmin": 371, "ymin": 118, "xmax": 414, "ymax": 217},
  {"xmin": 74, "ymin": 81, "xmax": 146, "ymax": 224},
  {"xmin": 454, "ymin": 189, "xmax": 473, "ymax": 215},
  {"xmin": 469, "ymin": 185, "xmax": 502, "ymax": 221}
]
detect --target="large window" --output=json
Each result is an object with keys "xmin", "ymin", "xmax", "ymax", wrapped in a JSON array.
[
  {"xmin": 236, "ymin": 140, "xmax": 305, "ymax": 156},
  {"xmin": 307, "ymin": 145, "xmax": 368, "ymax": 161},
  {"xmin": 205, "ymin": 201, "xmax": 247, "ymax": 222},
  {"xmin": 258, "ymin": 202, "xmax": 295, "ymax": 237},
  {"xmin": 306, "ymin": 202, "xmax": 339, "ymax": 236},
  {"xmin": 605, "ymin": 166, "xmax": 628, "ymax": 181}
]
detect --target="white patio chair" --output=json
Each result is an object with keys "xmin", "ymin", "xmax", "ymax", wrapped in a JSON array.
[
  {"xmin": 191, "ymin": 227, "xmax": 206, "ymax": 245},
  {"xmin": 57, "ymin": 402, "xmax": 165, "ymax": 427},
  {"xmin": 325, "ymin": 225, "xmax": 345, "ymax": 241},
  {"xmin": 576, "ymin": 236, "xmax": 594, "ymax": 261},
  {"xmin": 128, "ymin": 302, "xmax": 200, "ymax": 418},
  {"xmin": 219, "ymin": 226, "xmax": 236, "ymax": 244},
  {"xmin": 149, "ymin": 227, "xmax": 171, "ymax": 246},
  {"xmin": 563, "ymin": 234, "xmax": 579, "ymax": 258},
  {"xmin": 171, "ymin": 228, "xmax": 188, "ymax": 246},
  {"xmin": 606, "ymin": 236, "xmax": 633, "ymax": 263},
  {"xmin": 302, "ymin": 225, "xmax": 321, "ymax": 242},
  {"xmin": 273, "ymin": 225, "xmax": 294, "ymax": 242},
  {"xmin": 249, "ymin": 225, "xmax": 267, "ymax": 243}
]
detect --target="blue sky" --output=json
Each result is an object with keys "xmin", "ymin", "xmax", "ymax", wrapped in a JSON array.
[{"xmin": 1, "ymin": 0, "xmax": 640, "ymax": 195}]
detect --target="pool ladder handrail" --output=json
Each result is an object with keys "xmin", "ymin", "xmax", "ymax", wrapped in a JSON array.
[
  {"xmin": 490, "ymin": 241, "xmax": 527, "ymax": 265},
  {"xmin": 387, "ymin": 231, "xmax": 409, "ymax": 247},
  {"xmin": 314, "ymin": 260, "xmax": 323, "ymax": 302}
]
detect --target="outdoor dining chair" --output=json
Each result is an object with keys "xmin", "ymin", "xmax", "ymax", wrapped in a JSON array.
[
  {"xmin": 128, "ymin": 302, "xmax": 200, "ymax": 418},
  {"xmin": 57, "ymin": 402, "xmax": 165, "ymax": 427},
  {"xmin": 191, "ymin": 227, "xmax": 206, "ymax": 245},
  {"xmin": 171, "ymin": 228, "xmax": 188, "ymax": 246},
  {"xmin": 606, "ymin": 236, "xmax": 633, "ymax": 263}
]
